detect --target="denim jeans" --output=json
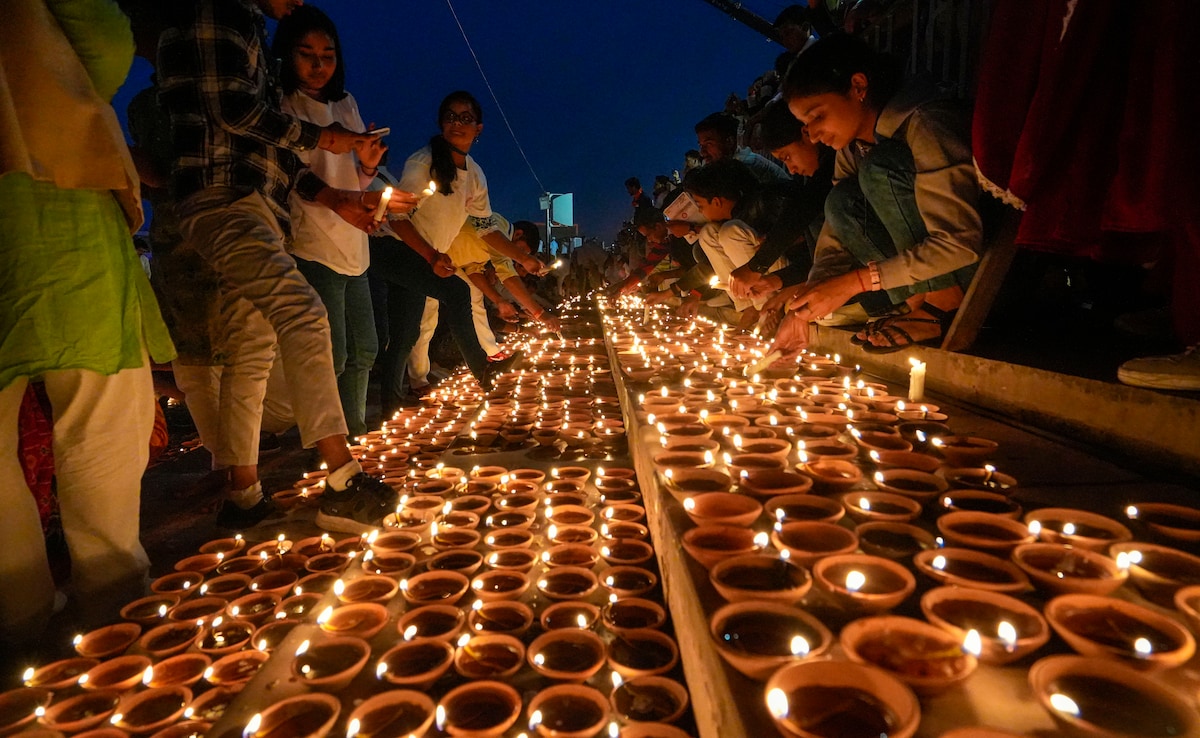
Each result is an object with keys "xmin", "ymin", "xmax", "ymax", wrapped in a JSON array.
[
  {"xmin": 368, "ymin": 237, "xmax": 488, "ymax": 416},
  {"xmin": 826, "ymin": 138, "xmax": 977, "ymax": 307},
  {"xmin": 295, "ymin": 258, "xmax": 378, "ymax": 437}
]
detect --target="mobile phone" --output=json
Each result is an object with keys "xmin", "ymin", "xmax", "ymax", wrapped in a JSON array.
[{"xmin": 367, "ymin": 127, "xmax": 390, "ymax": 137}]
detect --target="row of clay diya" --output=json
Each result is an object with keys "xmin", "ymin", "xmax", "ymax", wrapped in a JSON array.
[
  {"xmin": 3, "ymin": 464, "xmax": 693, "ymax": 738},
  {"xmin": 600, "ymin": 313, "xmax": 1200, "ymax": 738}
]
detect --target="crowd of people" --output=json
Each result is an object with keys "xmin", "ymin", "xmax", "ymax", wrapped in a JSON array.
[{"xmin": 0, "ymin": 0, "xmax": 562, "ymax": 652}]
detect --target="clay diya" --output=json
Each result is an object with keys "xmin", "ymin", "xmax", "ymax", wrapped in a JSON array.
[
  {"xmin": 1025, "ymin": 508, "xmax": 1133, "ymax": 553},
  {"xmin": 1045, "ymin": 593, "xmax": 1195, "ymax": 670},
  {"xmin": 74, "ymin": 623, "xmax": 140, "ymax": 660},
  {"xmin": 1109, "ymin": 541, "xmax": 1200, "ymax": 607},
  {"xmin": 0, "ymin": 688, "xmax": 51, "ymax": 736},
  {"xmin": 527, "ymin": 684, "xmax": 609, "ymax": 738},
  {"xmin": 143, "ymin": 654, "xmax": 210, "ymax": 690},
  {"xmin": 764, "ymin": 494, "xmax": 843, "ymax": 525},
  {"xmin": 317, "ymin": 602, "xmax": 388, "ymax": 640},
  {"xmin": 813, "ymin": 554, "xmax": 916, "ymax": 613},
  {"xmin": 198, "ymin": 573, "xmax": 253, "ymax": 601},
  {"xmin": 840, "ymin": 616, "xmax": 977, "ymax": 695},
  {"xmin": 1028, "ymin": 654, "xmax": 1199, "ymax": 738},
  {"xmin": 609, "ymin": 675, "xmax": 689, "ymax": 725},
  {"xmin": 601, "ymin": 597, "xmax": 666, "ymax": 634},
  {"xmin": 709, "ymin": 553, "xmax": 812, "ymax": 604},
  {"xmin": 435, "ymin": 681, "xmax": 521, "ymax": 737},
  {"xmin": 400, "ymin": 570, "xmax": 470, "ymax": 606},
  {"xmin": 370, "ymin": 530, "xmax": 422, "ymax": 555},
  {"xmin": 796, "ymin": 459, "xmax": 863, "ymax": 494},
  {"xmin": 873, "ymin": 468, "xmax": 947, "ymax": 505},
  {"xmin": 226, "ymin": 591, "xmax": 281, "ymax": 626},
  {"xmin": 943, "ymin": 466, "xmax": 1017, "ymax": 494},
  {"xmin": 682, "ymin": 492, "xmax": 763, "ymax": 527},
  {"xmin": 195, "ymin": 617, "xmax": 255, "ymax": 656},
  {"xmin": 920, "ymin": 586, "xmax": 1049, "ymax": 665},
  {"xmin": 537, "ymin": 566, "xmax": 600, "ymax": 601},
  {"xmin": 469, "ymin": 570, "xmax": 531, "ymax": 602},
  {"xmin": 80, "ymin": 655, "xmax": 151, "ymax": 692},
  {"xmin": 376, "ymin": 640, "xmax": 454, "ymax": 690},
  {"xmin": 527, "ymin": 629, "xmax": 607, "ymax": 682},
  {"xmin": 468, "ymin": 600, "xmax": 534, "ymax": 636},
  {"xmin": 932, "ymin": 436, "xmax": 998, "ymax": 466},
  {"xmin": 738, "ymin": 469, "xmax": 813, "ymax": 500},
  {"xmin": 937, "ymin": 511, "xmax": 1036, "ymax": 555},
  {"xmin": 483, "ymin": 527, "xmax": 535, "ymax": 550},
  {"xmin": 335, "ymin": 575, "xmax": 398, "ymax": 605},
  {"xmin": 290, "ymin": 635, "xmax": 370, "ymax": 691},
  {"xmin": 111, "ymin": 686, "xmax": 191, "ymax": 735},
  {"xmin": 660, "ymin": 468, "xmax": 731, "ymax": 501},
  {"xmin": 541, "ymin": 601, "xmax": 600, "ymax": 631},
  {"xmin": 914, "ymin": 548, "xmax": 1031, "ymax": 594},
  {"xmin": 771, "ymin": 521, "xmax": 859, "ymax": 568},
  {"xmin": 251, "ymin": 618, "xmax": 300, "ymax": 653},
  {"xmin": 608, "ymin": 629, "xmax": 679, "ymax": 679},
  {"xmin": 484, "ymin": 548, "xmax": 539, "ymax": 573},
  {"xmin": 600, "ymin": 538, "xmax": 654, "ymax": 567},
  {"xmin": 139, "ymin": 621, "xmax": 202, "ymax": 660},
  {"xmin": 247, "ymin": 570, "xmax": 298, "ymax": 597},
  {"xmin": 541, "ymin": 543, "xmax": 600, "ymax": 570},
  {"xmin": 185, "ymin": 686, "xmax": 237, "ymax": 724},
  {"xmin": 765, "ymin": 660, "xmax": 920, "ymax": 738},
  {"xmin": 1011, "ymin": 542, "xmax": 1127, "ymax": 597},
  {"xmin": 346, "ymin": 690, "xmax": 435, "ymax": 738},
  {"xmin": 937, "ymin": 490, "xmax": 1022, "ymax": 519},
  {"xmin": 710, "ymin": 601, "xmax": 833, "ymax": 681},
  {"xmin": 454, "ymin": 634, "xmax": 525, "ymax": 680},
  {"xmin": 681, "ymin": 525, "xmax": 761, "ymax": 569},
  {"xmin": 841, "ymin": 491, "xmax": 923, "ymax": 524},
  {"xmin": 856, "ymin": 522, "xmax": 937, "ymax": 560},
  {"xmin": 39, "ymin": 690, "xmax": 121, "ymax": 733},
  {"xmin": 167, "ymin": 596, "xmax": 226, "ymax": 624},
  {"xmin": 241, "ymin": 693, "xmax": 340, "ymax": 738},
  {"xmin": 362, "ymin": 551, "xmax": 416, "ymax": 578},
  {"xmin": 397, "ymin": 604, "xmax": 465, "ymax": 643},
  {"xmin": 871, "ymin": 449, "xmax": 942, "ymax": 474},
  {"xmin": 207, "ymin": 649, "xmax": 268, "ymax": 690},
  {"xmin": 600, "ymin": 520, "xmax": 650, "ymax": 541},
  {"xmin": 120, "ymin": 594, "xmax": 180, "ymax": 626},
  {"xmin": 1125, "ymin": 502, "xmax": 1200, "ymax": 542}
]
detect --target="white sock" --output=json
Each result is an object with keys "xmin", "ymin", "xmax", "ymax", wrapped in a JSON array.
[
  {"xmin": 229, "ymin": 481, "xmax": 263, "ymax": 509},
  {"xmin": 327, "ymin": 459, "xmax": 364, "ymax": 491}
]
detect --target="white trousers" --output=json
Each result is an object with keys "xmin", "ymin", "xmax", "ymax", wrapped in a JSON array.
[
  {"xmin": 462, "ymin": 274, "xmax": 501, "ymax": 356},
  {"xmin": 406, "ymin": 297, "xmax": 439, "ymax": 388},
  {"xmin": 0, "ymin": 364, "xmax": 153, "ymax": 646}
]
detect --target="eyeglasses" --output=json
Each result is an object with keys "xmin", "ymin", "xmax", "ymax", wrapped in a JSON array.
[{"xmin": 441, "ymin": 112, "xmax": 477, "ymax": 126}]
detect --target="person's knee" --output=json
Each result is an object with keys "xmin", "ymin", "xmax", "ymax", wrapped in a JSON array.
[
  {"xmin": 858, "ymin": 140, "xmax": 913, "ymax": 200},
  {"xmin": 825, "ymin": 178, "xmax": 865, "ymax": 232}
]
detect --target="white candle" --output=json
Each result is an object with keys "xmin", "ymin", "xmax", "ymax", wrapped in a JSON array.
[
  {"xmin": 373, "ymin": 186, "xmax": 393, "ymax": 221},
  {"xmin": 908, "ymin": 357, "xmax": 926, "ymax": 402}
]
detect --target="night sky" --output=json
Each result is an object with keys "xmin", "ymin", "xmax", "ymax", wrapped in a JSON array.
[{"xmin": 112, "ymin": 0, "xmax": 795, "ymax": 241}]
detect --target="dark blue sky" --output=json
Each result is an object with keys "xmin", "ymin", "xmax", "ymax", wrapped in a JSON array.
[{"xmin": 113, "ymin": 0, "xmax": 794, "ymax": 240}]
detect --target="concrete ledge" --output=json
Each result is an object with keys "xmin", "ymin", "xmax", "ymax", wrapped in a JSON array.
[{"xmin": 811, "ymin": 325, "xmax": 1200, "ymax": 477}]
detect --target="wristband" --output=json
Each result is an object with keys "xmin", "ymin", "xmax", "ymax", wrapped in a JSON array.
[{"xmin": 867, "ymin": 261, "xmax": 882, "ymax": 291}]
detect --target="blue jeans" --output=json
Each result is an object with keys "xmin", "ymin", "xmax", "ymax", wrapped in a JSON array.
[
  {"xmin": 294, "ymin": 258, "xmax": 377, "ymax": 437},
  {"xmin": 825, "ymin": 138, "xmax": 976, "ymax": 307},
  {"xmin": 368, "ymin": 237, "xmax": 488, "ymax": 417}
]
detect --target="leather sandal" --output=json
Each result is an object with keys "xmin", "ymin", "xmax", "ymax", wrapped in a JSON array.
[{"xmin": 860, "ymin": 303, "xmax": 957, "ymax": 354}]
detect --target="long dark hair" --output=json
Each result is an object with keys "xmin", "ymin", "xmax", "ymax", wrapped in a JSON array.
[
  {"xmin": 429, "ymin": 90, "xmax": 483, "ymax": 195},
  {"xmin": 782, "ymin": 34, "xmax": 901, "ymax": 111},
  {"xmin": 273, "ymin": 5, "xmax": 347, "ymax": 102}
]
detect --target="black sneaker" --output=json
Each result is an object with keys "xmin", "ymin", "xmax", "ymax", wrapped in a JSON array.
[
  {"xmin": 215, "ymin": 498, "xmax": 286, "ymax": 529},
  {"xmin": 315, "ymin": 473, "xmax": 398, "ymax": 535},
  {"xmin": 258, "ymin": 432, "xmax": 282, "ymax": 456}
]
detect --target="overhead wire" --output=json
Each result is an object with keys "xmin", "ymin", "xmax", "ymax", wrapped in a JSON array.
[{"xmin": 443, "ymin": 0, "xmax": 547, "ymax": 194}]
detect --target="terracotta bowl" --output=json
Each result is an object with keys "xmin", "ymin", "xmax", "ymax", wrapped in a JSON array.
[
  {"xmin": 681, "ymin": 525, "xmax": 761, "ymax": 569},
  {"xmin": 610, "ymin": 675, "xmax": 689, "ymax": 724},
  {"xmin": 470, "ymin": 570, "xmax": 531, "ymax": 602},
  {"xmin": 873, "ymin": 468, "xmax": 948, "ymax": 505},
  {"xmin": 537, "ymin": 566, "xmax": 600, "ymax": 601},
  {"xmin": 796, "ymin": 460, "xmax": 863, "ymax": 494},
  {"xmin": 1174, "ymin": 584, "xmax": 1200, "ymax": 637},
  {"xmin": 662, "ymin": 468, "xmax": 732, "ymax": 501},
  {"xmin": 346, "ymin": 690, "xmax": 435, "ymax": 738},
  {"xmin": 1125, "ymin": 501, "xmax": 1200, "ymax": 543},
  {"xmin": 244, "ymin": 693, "xmax": 340, "ymax": 738},
  {"xmin": 1109, "ymin": 541, "xmax": 1200, "ymax": 607},
  {"xmin": 74, "ymin": 623, "xmax": 141, "ymax": 660},
  {"xmin": 813, "ymin": 554, "xmax": 916, "ymax": 614},
  {"xmin": 600, "ymin": 539, "xmax": 655, "ymax": 567},
  {"xmin": 376, "ymin": 639, "xmax": 454, "ymax": 690},
  {"xmin": 207, "ymin": 649, "xmax": 268, "ymax": 690},
  {"xmin": 454, "ymin": 634, "xmax": 526, "ymax": 680},
  {"xmin": 603, "ymin": 567, "xmax": 658, "ymax": 598},
  {"xmin": 483, "ymin": 528, "xmax": 535, "ymax": 550},
  {"xmin": 913, "ymin": 547, "xmax": 1029, "ymax": 595},
  {"xmin": 942, "ymin": 467, "xmax": 1018, "ymax": 495},
  {"xmin": 1045, "ymin": 593, "xmax": 1195, "ymax": 670},
  {"xmin": 1028, "ymin": 655, "xmax": 1199, "ymax": 738},
  {"xmin": 401, "ymin": 570, "xmax": 470, "ymax": 606},
  {"xmin": 468, "ymin": 600, "xmax": 535, "ymax": 637},
  {"xmin": 933, "ymin": 436, "xmax": 999, "ymax": 466},
  {"xmin": 607, "ymin": 628, "xmax": 679, "ymax": 679},
  {"xmin": 738, "ymin": 470, "xmax": 814, "ymax": 500},
  {"xmin": 771, "ymin": 521, "xmax": 859, "ymax": 568},
  {"xmin": 841, "ymin": 615, "xmax": 978, "ymax": 695},
  {"xmin": 1011, "ymin": 542, "xmax": 1127, "ymax": 597},
  {"xmin": 709, "ymin": 600, "xmax": 832, "ymax": 681},
  {"xmin": 138, "ymin": 621, "xmax": 202, "ymax": 660},
  {"xmin": 920, "ymin": 586, "xmax": 1049, "ymax": 665},
  {"xmin": 111, "ymin": 687, "xmax": 191, "ymax": 735},
  {"xmin": 396, "ymin": 603, "xmax": 465, "ymax": 643},
  {"xmin": 144, "ymin": 653, "xmax": 210, "ymax": 689},
  {"xmin": 436, "ymin": 681, "xmax": 521, "ymax": 738},
  {"xmin": 120, "ymin": 594, "xmax": 181, "ymax": 626},
  {"xmin": 0, "ymin": 688, "xmax": 51, "ymax": 736},
  {"xmin": 600, "ymin": 597, "xmax": 666, "ymax": 634},
  {"xmin": 290, "ymin": 635, "xmax": 370, "ymax": 692},
  {"xmin": 80, "ymin": 655, "xmax": 151, "ymax": 692},
  {"xmin": 484, "ymin": 548, "xmax": 538, "ymax": 573},
  {"xmin": 318, "ymin": 602, "xmax": 388, "ymax": 640},
  {"xmin": 856, "ymin": 522, "xmax": 938, "ymax": 560},
  {"xmin": 841, "ymin": 491, "xmax": 922, "ymax": 524},
  {"xmin": 871, "ymin": 449, "xmax": 941, "ymax": 473},
  {"xmin": 765, "ymin": 660, "xmax": 920, "ymax": 738},
  {"xmin": 708, "ymin": 553, "xmax": 812, "ymax": 604},
  {"xmin": 39, "ymin": 690, "xmax": 121, "ymax": 734},
  {"xmin": 21, "ymin": 658, "xmax": 97, "ymax": 690},
  {"xmin": 541, "ymin": 601, "xmax": 600, "ymax": 632},
  {"xmin": 1025, "ymin": 508, "xmax": 1133, "ymax": 553},
  {"xmin": 683, "ymin": 492, "xmax": 763, "ymax": 527},
  {"xmin": 527, "ymin": 629, "xmax": 607, "ymax": 682},
  {"xmin": 764, "ymin": 493, "xmax": 843, "ymax": 525},
  {"xmin": 937, "ymin": 511, "xmax": 1036, "ymax": 555},
  {"xmin": 937, "ymin": 490, "xmax": 1022, "ymax": 519}
]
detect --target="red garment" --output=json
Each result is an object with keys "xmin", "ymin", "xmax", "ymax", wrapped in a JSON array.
[
  {"xmin": 18, "ymin": 383, "xmax": 57, "ymax": 534},
  {"xmin": 972, "ymin": 0, "xmax": 1200, "ymax": 260}
]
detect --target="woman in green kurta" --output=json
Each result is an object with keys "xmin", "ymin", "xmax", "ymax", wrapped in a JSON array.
[{"xmin": 0, "ymin": 0, "xmax": 175, "ymax": 653}]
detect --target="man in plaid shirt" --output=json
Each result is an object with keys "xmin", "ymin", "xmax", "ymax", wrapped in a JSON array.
[{"xmin": 157, "ymin": 0, "xmax": 416, "ymax": 533}]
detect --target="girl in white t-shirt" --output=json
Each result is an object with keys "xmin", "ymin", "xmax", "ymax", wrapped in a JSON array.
[{"xmin": 274, "ymin": 6, "xmax": 386, "ymax": 437}]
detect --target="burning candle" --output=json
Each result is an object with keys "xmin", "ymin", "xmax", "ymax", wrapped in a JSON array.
[
  {"xmin": 908, "ymin": 358, "xmax": 926, "ymax": 402},
  {"xmin": 373, "ymin": 186, "xmax": 392, "ymax": 221}
]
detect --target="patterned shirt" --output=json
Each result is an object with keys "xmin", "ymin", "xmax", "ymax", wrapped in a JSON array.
[{"xmin": 156, "ymin": 0, "xmax": 323, "ymax": 227}]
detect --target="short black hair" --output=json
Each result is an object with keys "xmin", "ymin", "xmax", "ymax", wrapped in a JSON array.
[
  {"xmin": 783, "ymin": 34, "xmax": 902, "ymax": 111},
  {"xmin": 511, "ymin": 220, "xmax": 542, "ymax": 250},
  {"xmin": 624, "ymin": 177, "xmax": 641, "ymax": 190},
  {"xmin": 682, "ymin": 159, "xmax": 758, "ymax": 203},
  {"xmin": 273, "ymin": 5, "xmax": 347, "ymax": 102},
  {"xmin": 760, "ymin": 98, "xmax": 805, "ymax": 150},
  {"xmin": 773, "ymin": 4, "xmax": 811, "ymax": 28},
  {"xmin": 694, "ymin": 112, "xmax": 738, "ymax": 140},
  {"xmin": 632, "ymin": 206, "xmax": 665, "ymax": 228}
]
